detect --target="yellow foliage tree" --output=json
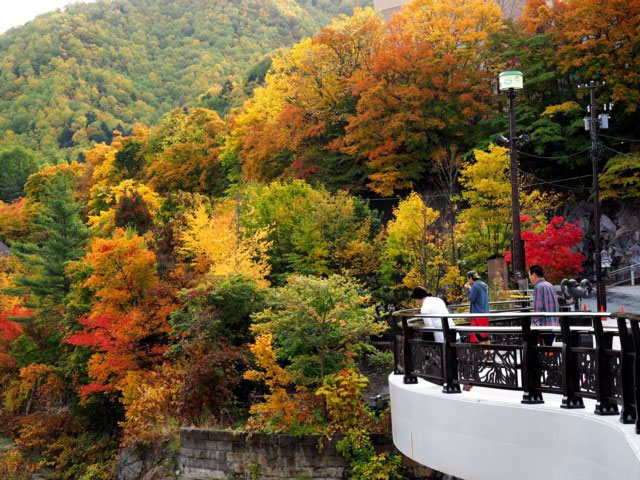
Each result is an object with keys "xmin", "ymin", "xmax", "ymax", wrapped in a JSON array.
[
  {"xmin": 384, "ymin": 192, "xmax": 449, "ymax": 290},
  {"xmin": 118, "ymin": 363, "xmax": 184, "ymax": 446},
  {"xmin": 456, "ymin": 144, "xmax": 554, "ymax": 272},
  {"xmin": 180, "ymin": 200, "xmax": 271, "ymax": 288},
  {"xmin": 243, "ymin": 333, "xmax": 315, "ymax": 433}
]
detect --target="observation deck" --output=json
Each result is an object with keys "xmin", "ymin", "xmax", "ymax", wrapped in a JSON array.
[{"xmin": 389, "ymin": 308, "xmax": 640, "ymax": 479}]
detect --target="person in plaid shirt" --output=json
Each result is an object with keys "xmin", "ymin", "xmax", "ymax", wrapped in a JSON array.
[{"xmin": 528, "ymin": 264, "xmax": 559, "ymax": 346}]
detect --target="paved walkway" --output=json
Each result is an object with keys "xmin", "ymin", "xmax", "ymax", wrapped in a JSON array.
[{"xmin": 582, "ymin": 286, "xmax": 640, "ymax": 314}]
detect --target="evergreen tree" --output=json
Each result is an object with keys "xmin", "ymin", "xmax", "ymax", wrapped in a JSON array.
[
  {"xmin": 0, "ymin": 145, "xmax": 39, "ymax": 202},
  {"xmin": 10, "ymin": 177, "xmax": 89, "ymax": 317}
]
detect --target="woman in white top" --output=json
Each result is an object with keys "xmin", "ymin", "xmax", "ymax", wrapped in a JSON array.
[{"xmin": 410, "ymin": 286, "xmax": 454, "ymax": 342}]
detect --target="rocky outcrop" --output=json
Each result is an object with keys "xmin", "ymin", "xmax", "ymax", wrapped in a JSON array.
[
  {"xmin": 563, "ymin": 201, "xmax": 640, "ymax": 276},
  {"xmin": 116, "ymin": 443, "xmax": 178, "ymax": 480}
]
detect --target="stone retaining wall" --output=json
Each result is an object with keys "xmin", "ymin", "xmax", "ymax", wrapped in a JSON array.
[{"xmin": 178, "ymin": 428, "xmax": 434, "ymax": 479}]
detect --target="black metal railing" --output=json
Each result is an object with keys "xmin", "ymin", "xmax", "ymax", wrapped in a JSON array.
[{"xmin": 392, "ymin": 310, "xmax": 640, "ymax": 434}]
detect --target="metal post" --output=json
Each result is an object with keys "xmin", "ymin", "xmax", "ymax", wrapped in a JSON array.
[
  {"xmin": 593, "ymin": 315, "xmax": 618, "ymax": 415},
  {"xmin": 616, "ymin": 315, "xmax": 636, "ymax": 424},
  {"xmin": 521, "ymin": 316, "xmax": 544, "ymax": 404},
  {"xmin": 590, "ymin": 83, "xmax": 606, "ymax": 311},
  {"xmin": 630, "ymin": 319, "xmax": 640, "ymax": 434},
  {"xmin": 441, "ymin": 317, "xmax": 461, "ymax": 394},
  {"xmin": 559, "ymin": 316, "xmax": 585, "ymax": 409},
  {"xmin": 508, "ymin": 89, "xmax": 526, "ymax": 290},
  {"xmin": 580, "ymin": 81, "xmax": 607, "ymax": 311},
  {"xmin": 401, "ymin": 317, "xmax": 418, "ymax": 384}
]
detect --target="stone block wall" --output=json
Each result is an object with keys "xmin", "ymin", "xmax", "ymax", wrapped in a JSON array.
[{"xmin": 178, "ymin": 428, "xmax": 433, "ymax": 480}]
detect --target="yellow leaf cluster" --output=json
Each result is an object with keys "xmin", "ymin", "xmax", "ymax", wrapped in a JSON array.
[
  {"xmin": 118, "ymin": 363, "xmax": 184, "ymax": 446},
  {"xmin": 244, "ymin": 333, "xmax": 314, "ymax": 433},
  {"xmin": 384, "ymin": 192, "xmax": 443, "ymax": 288},
  {"xmin": 180, "ymin": 200, "xmax": 271, "ymax": 288},
  {"xmin": 88, "ymin": 179, "xmax": 162, "ymax": 233}
]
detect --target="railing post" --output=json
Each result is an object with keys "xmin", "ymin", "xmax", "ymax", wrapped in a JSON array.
[
  {"xmin": 593, "ymin": 315, "xmax": 619, "ymax": 415},
  {"xmin": 441, "ymin": 316, "xmax": 461, "ymax": 394},
  {"xmin": 630, "ymin": 319, "xmax": 640, "ymax": 434},
  {"xmin": 521, "ymin": 316, "xmax": 544, "ymax": 404},
  {"xmin": 401, "ymin": 317, "xmax": 418, "ymax": 384},
  {"xmin": 392, "ymin": 315, "xmax": 402, "ymax": 375},
  {"xmin": 560, "ymin": 316, "xmax": 585, "ymax": 409},
  {"xmin": 617, "ymin": 316, "xmax": 636, "ymax": 424}
]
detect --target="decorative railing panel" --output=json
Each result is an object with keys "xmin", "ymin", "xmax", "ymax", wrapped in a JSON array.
[
  {"xmin": 410, "ymin": 341, "xmax": 442, "ymax": 381},
  {"xmin": 392, "ymin": 310, "xmax": 640, "ymax": 436},
  {"xmin": 457, "ymin": 345, "xmax": 519, "ymax": 388},
  {"xmin": 536, "ymin": 348, "xmax": 563, "ymax": 391},
  {"xmin": 576, "ymin": 350, "xmax": 597, "ymax": 396}
]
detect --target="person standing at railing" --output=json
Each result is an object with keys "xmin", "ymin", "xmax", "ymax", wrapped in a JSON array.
[
  {"xmin": 464, "ymin": 271, "xmax": 489, "ymax": 343},
  {"xmin": 529, "ymin": 264, "xmax": 559, "ymax": 346},
  {"xmin": 410, "ymin": 286, "xmax": 451, "ymax": 342}
]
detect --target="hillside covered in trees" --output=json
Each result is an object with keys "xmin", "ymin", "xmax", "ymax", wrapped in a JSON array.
[
  {"xmin": 0, "ymin": 0, "xmax": 370, "ymax": 162},
  {"xmin": 1, "ymin": 0, "xmax": 640, "ymax": 478}
]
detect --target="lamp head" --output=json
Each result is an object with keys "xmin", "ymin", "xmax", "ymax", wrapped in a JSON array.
[
  {"xmin": 499, "ymin": 71, "xmax": 524, "ymax": 92},
  {"xmin": 496, "ymin": 134, "xmax": 510, "ymax": 147}
]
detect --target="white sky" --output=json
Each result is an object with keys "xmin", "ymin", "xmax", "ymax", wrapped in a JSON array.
[{"xmin": 0, "ymin": 0, "xmax": 97, "ymax": 35}]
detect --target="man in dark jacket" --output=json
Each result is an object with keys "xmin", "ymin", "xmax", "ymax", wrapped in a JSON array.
[
  {"xmin": 465, "ymin": 271, "xmax": 489, "ymax": 313},
  {"xmin": 465, "ymin": 271, "xmax": 489, "ymax": 342},
  {"xmin": 463, "ymin": 271, "xmax": 490, "ymax": 391}
]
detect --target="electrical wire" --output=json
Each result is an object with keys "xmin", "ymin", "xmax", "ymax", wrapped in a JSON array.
[
  {"xmin": 519, "ymin": 170, "xmax": 592, "ymax": 190},
  {"xmin": 516, "ymin": 148, "xmax": 591, "ymax": 160},
  {"xmin": 599, "ymin": 134, "xmax": 640, "ymax": 143},
  {"xmin": 601, "ymin": 144, "xmax": 640, "ymax": 161}
]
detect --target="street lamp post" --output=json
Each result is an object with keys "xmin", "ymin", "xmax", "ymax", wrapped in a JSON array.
[{"xmin": 499, "ymin": 71, "xmax": 527, "ymax": 290}]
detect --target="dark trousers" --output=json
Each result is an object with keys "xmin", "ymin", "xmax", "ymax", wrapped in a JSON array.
[{"xmin": 539, "ymin": 334, "xmax": 556, "ymax": 346}]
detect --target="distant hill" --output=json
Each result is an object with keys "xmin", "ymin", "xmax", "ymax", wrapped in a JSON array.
[{"xmin": 0, "ymin": 0, "xmax": 371, "ymax": 161}]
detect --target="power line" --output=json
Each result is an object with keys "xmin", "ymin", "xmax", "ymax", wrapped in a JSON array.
[
  {"xmin": 516, "ymin": 148, "xmax": 591, "ymax": 160},
  {"xmin": 519, "ymin": 170, "xmax": 592, "ymax": 190},
  {"xmin": 599, "ymin": 134, "xmax": 640, "ymax": 143},
  {"xmin": 601, "ymin": 144, "xmax": 640, "ymax": 161},
  {"xmin": 360, "ymin": 172, "xmax": 595, "ymax": 203}
]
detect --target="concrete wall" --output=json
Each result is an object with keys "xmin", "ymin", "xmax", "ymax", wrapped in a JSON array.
[
  {"xmin": 390, "ymin": 374, "xmax": 640, "ymax": 480},
  {"xmin": 178, "ymin": 428, "xmax": 434, "ymax": 479},
  {"xmin": 374, "ymin": 0, "xmax": 529, "ymax": 21},
  {"xmin": 374, "ymin": 0, "xmax": 406, "ymax": 21}
]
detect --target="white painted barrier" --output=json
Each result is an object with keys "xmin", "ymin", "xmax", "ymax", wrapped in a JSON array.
[{"xmin": 390, "ymin": 374, "xmax": 640, "ymax": 480}]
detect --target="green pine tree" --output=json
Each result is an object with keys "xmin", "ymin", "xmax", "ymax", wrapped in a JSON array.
[{"xmin": 10, "ymin": 177, "xmax": 89, "ymax": 318}]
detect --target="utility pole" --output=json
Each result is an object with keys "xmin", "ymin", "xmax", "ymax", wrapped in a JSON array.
[
  {"xmin": 507, "ymin": 88, "xmax": 527, "ymax": 291},
  {"xmin": 579, "ymin": 80, "xmax": 608, "ymax": 311}
]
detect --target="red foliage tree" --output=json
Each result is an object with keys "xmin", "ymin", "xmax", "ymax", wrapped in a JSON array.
[
  {"xmin": 505, "ymin": 216, "xmax": 585, "ymax": 283},
  {"xmin": 0, "ymin": 306, "xmax": 30, "ymax": 369}
]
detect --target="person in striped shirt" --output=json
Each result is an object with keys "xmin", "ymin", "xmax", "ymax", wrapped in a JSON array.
[{"xmin": 528, "ymin": 264, "xmax": 559, "ymax": 346}]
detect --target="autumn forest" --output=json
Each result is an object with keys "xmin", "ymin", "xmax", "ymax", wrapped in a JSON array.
[{"xmin": 1, "ymin": 0, "xmax": 640, "ymax": 478}]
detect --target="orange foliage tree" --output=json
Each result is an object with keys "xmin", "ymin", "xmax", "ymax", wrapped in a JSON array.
[
  {"xmin": 522, "ymin": 0, "xmax": 640, "ymax": 113},
  {"xmin": 65, "ymin": 229, "xmax": 170, "ymax": 396},
  {"xmin": 225, "ymin": 8, "xmax": 384, "ymax": 190},
  {"xmin": 343, "ymin": 0, "xmax": 504, "ymax": 195},
  {"xmin": 145, "ymin": 108, "xmax": 227, "ymax": 196}
]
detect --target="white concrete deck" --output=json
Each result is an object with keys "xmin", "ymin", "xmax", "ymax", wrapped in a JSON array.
[{"xmin": 390, "ymin": 374, "xmax": 640, "ymax": 480}]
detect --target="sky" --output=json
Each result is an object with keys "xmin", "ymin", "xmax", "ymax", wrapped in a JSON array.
[{"xmin": 0, "ymin": 0, "xmax": 97, "ymax": 35}]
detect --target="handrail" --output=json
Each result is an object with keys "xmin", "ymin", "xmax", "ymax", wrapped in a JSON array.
[
  {"xmin": 609, "ymin": 262, "xmax": 640, "ymax": 275},
  {"xmin": 394, "ymin": 309, "xmax": 613, "ymax": 318},
  {"xmin": 609, "ymin": 262, "xmax": 640, "ymax": 286},
  {"xmin": 391, "ymin": 309, "xmax": 640, "ymax": 435},
  {"xmin": 449, "ymin": 299, "xmax": 532, "ymax": 309}
]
